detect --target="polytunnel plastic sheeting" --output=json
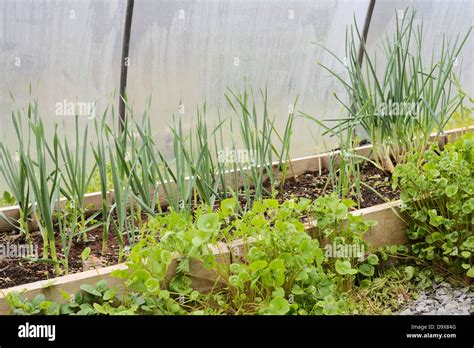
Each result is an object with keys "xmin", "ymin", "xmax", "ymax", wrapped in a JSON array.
[
  {"xmin": 0, "ymin": 0, "xmax": 126, "ymax": 145},
  {"xmin": 366, "ymin": 0, "xmax": 474, "ymax": 99},
  {"xmin": 126, "ymin": 0, "xmax": 371, "ymax": 159},
  {"xmin": 0, "ymin": 1, "xmax": 471, "ymax": 160}
]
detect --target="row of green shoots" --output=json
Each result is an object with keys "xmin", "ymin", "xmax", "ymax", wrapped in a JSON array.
[{"xmin": 0, "ymin": 86, "xmax": 299, "ymax": 275}]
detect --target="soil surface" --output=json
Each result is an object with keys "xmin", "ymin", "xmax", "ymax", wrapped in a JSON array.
[
  {"xmin": 264, "ymin": 162, "xmax": 400, "ymax": 209},
  {"xmin": 0, "ymin": 218, "xmax": 121, "ymax": 288}
]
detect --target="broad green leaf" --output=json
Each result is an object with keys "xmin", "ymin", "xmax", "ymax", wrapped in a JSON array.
[
  {"xmin": 80, "ymin": 284, "xmax": 101, "ymax": 297},
  {"xmin": 145, "ymin": 278, "xmax": 160, "ymax": 293},
  {"xmin": 358, "ymin": 263, "xmax": 375, "ymax": 277},
  {"xmin": 445, "ymin": 185, "xmax": 458, "ymax": 197},
  {"xmin": 103, "ymin": 288, "xmax": 116, "ymax": 301},
  {"xmin": 367, "ymin": 254, "xmax": 379, "ymax": 265},
  {"xmin": 59, "ymin": 290, "xmax": 71, "ymax": 301},
  {"xmin": 81, "ymin": 247, "xmax": 91, "ymax": 262},
  {"xmin": 267, "ymin": 297, "xmax": 290, "ymax": 315},
  {"xmin": 291, "ymin": 285, "xmax": 305, "ymax": 295},
  {"xmin": 335, "ymin": 260, "xmax": 357, "ymax": 275},
  {"xmin": 159, "ymin": 290, "xmax": 170, "ymax": 299},
  {"xmin": 404, "ymin": 266, "xmax": 415, "ymax": 280},
  {"xmin": 93, "ymin": 303, "xmax": 108, "ymax": 315},
  {"xmin": 161, "ymin": 250, "xmax": 173, "ymax": 263},
  {"xmin": 197, "ymin": 213, "xmax": 220, "ymax": 233},
  {"xmin": 203, "ymin": 255, "xmax": 216, "ymax": 270},
  {"xmin": 249, "ymin": 260, "xmax": 268, "ymax": 272},
  {"xmin": 220, "ymin": 197, "xmax": 237, "ymax": 213}
]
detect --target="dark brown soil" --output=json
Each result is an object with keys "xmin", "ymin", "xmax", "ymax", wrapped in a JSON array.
[
  {"xmin": 263, "ymin": 162, "xmax": 400, "ymax": 209},
  {"xmin": 0, "ymin": 216, "xmax": 122, "ymax": 288}
]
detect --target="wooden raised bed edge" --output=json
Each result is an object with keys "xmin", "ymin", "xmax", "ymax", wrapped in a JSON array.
[{"xmin": 0, "ymin": 200, "xmax": 406, "ymax": 314}]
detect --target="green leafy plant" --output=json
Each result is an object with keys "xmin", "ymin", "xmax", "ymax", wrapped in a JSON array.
[
  {"xmin": 309, "ymin": 194, "xmax": 379, "ymax": 292},
  {"xmin": 350, "ymin": 264, "xmax": 418, "ymax": 315},
  {"xmin": 6, "ymin": 280, "xmax": 139, "ymax": 315},
  {"xmin": 393, "ymin": 132, "xmax": 474, "ymax": 277},
  {"xmin": 6, "ymin": 197, "xmax": 431, "ymax": 316},
  {"xmin": 1, "ymin": 191, "xmax": 16, "ymax": 206},
  {"xmin": 109, "ymin": 196, "xmax": 380, "ymax": 315},
  {"xmin": 6, "ymin": 292, "xmax": 61, "ymax": 315}
]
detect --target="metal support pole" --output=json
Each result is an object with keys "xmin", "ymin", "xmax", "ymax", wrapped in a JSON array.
[
  {"xmin": 358, "ymin": 0, "xmax": 376, "ymax": 67},
  {"xmin": 119, "ymin": 0, "xmax": 135, "ymax": 132}
]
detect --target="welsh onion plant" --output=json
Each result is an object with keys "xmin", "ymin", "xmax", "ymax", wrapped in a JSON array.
[
  {"xmin": 22, "ymin": 105, "xmax": 61, "ymax": 274},
  {"xmin": 315, "ymin": 8, "xmax": 471, "ymax": 172},
  {"xmin": 327, "ymin": 123, "xmax": 363, "ymax": 205},
  {"xmin": 125, "ymin": 102, "xmax": 166, "ymax": 215},
  {"xmin": 57, "ymin": 116, "xmax": 96, "ymax": 241},
  {"xmin": 226, "ymin": 87, "xmax": 274, "ymax": 201},
  {"xmin": 107, "ymin": 147, "xmax": 143, "ymax": 261},
  {"xmin": 0, "ymin": 108, "xmax": 31, "ymax": 244},
  {"xmin": 271, "ymin": 97, "xmax": 297, "ymax": 192},
  {"xmin": 92, "ymin": 112, "xmax": 112, "ymax": 255},
  {"xmin": 104, "ymin": 103, "xmax": 161, "ymax": 216},
  {"xmin": 107, "ymin": 144, "xmax": 126, "ymax": 262},
  {"xmin": 151, "ymin": 136, "xmax": 185, "ymax": 213},
  {"xmin": 112, "ymin": 101, "xmax": 190, "ymax": 215},
  {"xmin": 188, "ymin": 105, "xmax": 227, "ymax": 207},
  {"xmin": 224, "ymin": 113, "xmax": 260, "ymax": 209},
  {"xmin": 96, "ymin": 107, "xmax": 134, "ymax": 261},
  {"xmin": 169, "ymin": 106, "xmax": 228, "ymax": 209},
  {"xmin": 225, "ymin": 86, "xmax": 296, "ymax": 207},
  {"xmin": 301, "ymin": 114, "xmax": 366, "ymax": 206},
  {"xmin": 164, "ymin": 115, "xmax": 206, "ymax": 212},
  {"xmin": 214, "ymin": 108, "xmax": 238, "ymax": 200}
]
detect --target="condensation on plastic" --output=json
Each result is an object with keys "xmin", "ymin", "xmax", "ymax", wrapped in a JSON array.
[
  {"xmin": 0, "ymin": 0, "xmax": 472, "ymax": 173},
  {"xmin": 0, "ymin": 0, "xmax": 125, "ymax": 145},
  {"xmin": 365, "ymin": 0, "xmax": 473, "ymax": 98},
  {"xmin": 126, "ymin": 0, "xmax": 371, "ymax": 158}
]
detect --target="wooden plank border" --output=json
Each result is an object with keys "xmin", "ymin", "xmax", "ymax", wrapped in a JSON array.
[
  {"xmin": 0, "ymin": 242, "xmax": 231, "ymax": 314},
  {"xmin": 0, "ymin": 199, "xmax": 409, "ymax": 314},
  {"xmin": 0, "ymin": 264, "xmax": 127, "ymax": 314}
]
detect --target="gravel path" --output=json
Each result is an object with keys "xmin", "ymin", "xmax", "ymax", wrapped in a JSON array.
[{"xmin": 397, "ymin": 282, "xmax": 473, "ymax": 315}]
